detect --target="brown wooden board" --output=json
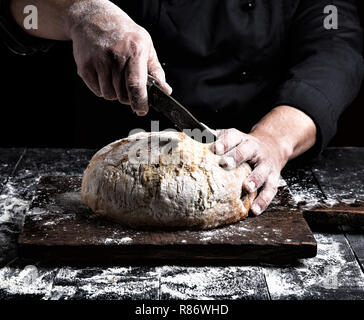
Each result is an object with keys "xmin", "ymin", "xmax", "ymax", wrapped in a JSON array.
[
  {"xmin": 299, "ymin": 148, "xmax": 364, "ymax": 226},
  {"xmin": 303, "ymin": 200, "xmax": 364, "ymax": 226},
  {"xmin": 280, "ymin": 150, "xmax": 364, "ymax": 227},
  {"xmin": 18, "ymin": 176, "xmax": 316, "ymax": 265}
]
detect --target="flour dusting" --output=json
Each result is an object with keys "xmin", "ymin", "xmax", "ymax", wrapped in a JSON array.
[
  {"xmin": 264, "ymin": 233, "xmax": 364, "ymax": 299},
  {"xmin": 0, "ymin": 265, "xmax": 54, "ymax": 299},
  {"xmin": 0, "ymin": 181, "xmax": 28, "ymax": 225},
  {"xmin": 104, "ymin": 237, "xmax": 133, "ymax": 244}
]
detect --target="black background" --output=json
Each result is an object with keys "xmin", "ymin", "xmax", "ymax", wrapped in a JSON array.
[{"xmin": 1, "ymin": 1, "xmax": 364, "ymax": 149}]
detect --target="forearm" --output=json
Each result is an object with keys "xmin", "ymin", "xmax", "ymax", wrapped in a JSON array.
[
  {"xmin": 10, "ymin": 0, "xmax": 83, "ymax": 40},
  {"xmin": 213, "ymin": 105, "xmax": 316, "ymax": 215},
  {"xmin": 250, "ymin": 106, "xmax": 317, "ymax": 164}
]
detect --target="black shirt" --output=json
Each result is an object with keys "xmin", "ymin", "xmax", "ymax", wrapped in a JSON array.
[{"xmin": 1, "ymin": 0, "xmax": 363, "ymax": 153}]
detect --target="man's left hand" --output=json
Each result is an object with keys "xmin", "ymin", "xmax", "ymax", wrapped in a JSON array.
[
  {"xmin": 211, "ymin": 106, "xmax": 317, "ymax": 216},
  {"xmin": 212, "ymin": 128, "xmax": 289, "ymax": 216}
]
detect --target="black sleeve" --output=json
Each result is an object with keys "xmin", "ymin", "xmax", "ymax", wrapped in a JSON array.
[
  {"xmin": 0, "ymin": 0, "xmax": 54, "ymax": 55},
  {"xmin": 273, "ymin": 0, "xmax": 364, "ymax": 154}
]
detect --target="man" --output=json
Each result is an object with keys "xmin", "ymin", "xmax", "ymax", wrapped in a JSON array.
[{"xmin": 1, "ymin": 0, "xmax": 363, "ymax": 215}]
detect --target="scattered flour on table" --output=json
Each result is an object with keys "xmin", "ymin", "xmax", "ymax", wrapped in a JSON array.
[
  {"xmin": 0, "ymin": 265, "xmax": 264, "ymax": 300},
  {"xmin": 51, "ymin": 266, "xmax": 159, "ymax": 300},
  {"xmin": 0, "ymin": 181, "xmax": 28, "ymax": 225},
  {"xmin": 0, "ymin": 265, "xmax": 54, "ymax": 299},
  {"xmin": 238, "ymin": 226, "xmax": 251, "ymax": 232},
  {"xmin": 200, "ymin": 236, "xmax": 212, "ymax": 242},
  {"xmin": 104, "ymin": 237, "xmax": 133, "ymax": 244},
  {"xmin": 157, "ymin": 266, "xmax": 261, "ymax": 299},
  {"xmin": 263, "ymin": 233, "xmax": 364, "ymax": 299},
  {"xmin": 0, "ymin": 265, "xmax": 159, "ymax": 300}
]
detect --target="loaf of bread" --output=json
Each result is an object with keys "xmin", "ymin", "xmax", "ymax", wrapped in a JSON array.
[{"xmin": 81, "ymin": 131, "xmax": 255, "ymax": 230}]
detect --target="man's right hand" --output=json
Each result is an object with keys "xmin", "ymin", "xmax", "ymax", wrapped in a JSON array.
[{"xmin": 66, "ymin": 0, "xmax": 172, "ymax": 115}]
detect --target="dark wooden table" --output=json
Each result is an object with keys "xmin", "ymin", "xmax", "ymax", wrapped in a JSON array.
[{"xmin": 0, "ymin": 147, "xmax": 363, "ymax": 300}]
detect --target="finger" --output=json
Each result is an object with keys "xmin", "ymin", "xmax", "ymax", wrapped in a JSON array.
[
  {"xmin": 112, "ymin": 58, "xmax": 129, "ymax": 104},
  {"xmin": 96, "ymin": 63, "xmax": 117, "ymax": 100},
  {"xmin": 215, "ymin": 129, "xmax": 224, "ymax": 138},
  {"xmin": 78, "ymin": 67, "xmax": 101, "ymax": 97},
  {"xmin": 251, "ymin": 174, "xmax": 279, "ymax": 216},
  {"xmin": 243, "ymin": 162, "xmax": 271, "ymax": 193},
  {"xmin": 125, "ymin": 52, "xmax": 149, "ymax": 116},
  {"xmin": 148, "ymin": 45, "xmax": 172, "ymax": 94},
  {"xmin": 112, "ymin": 69, "xmax": 129, "ymax": 104},
  {"xmin": 219, "ymin": 139, "xmax": 258, "ymax": 170},
  {"xmin": 212, "ymin": 129, "xmax": 244, "ymax": 155},
  {"xmin": 119, "ymin": 78, "xmax": 129, "ymax": 105}
]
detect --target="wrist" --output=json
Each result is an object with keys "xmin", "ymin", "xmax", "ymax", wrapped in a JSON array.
[
  {"xmin": 250, "ymin": 125, "xmax": 294, "ymax": 167},
  {"xmin": 65, "ymin": 0, "xmax": 90, "ymax": 39},
  {"xmin": 65, "ymin": 0, "xmax": 130, "ymax": 40}
]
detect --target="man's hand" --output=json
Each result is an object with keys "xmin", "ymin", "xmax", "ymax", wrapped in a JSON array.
[
  {"xmin": 66, "ymin": 0, "xmax": 172, "ymax": 115},
  {"xmin": 10, "ymin": 0, "xmax": 171, "ymax": 114},
  {"xmin": 212, "ymin": 106, "xmax": 317, "ymax": 215},
  {"xmin": 212, "ymin": 128, "xmax": 286, "ymax": 216}
]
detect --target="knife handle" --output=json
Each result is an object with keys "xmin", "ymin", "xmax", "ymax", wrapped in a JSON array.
[
  {"xmin": 147, "ymin": 75, "xmax": 158, "ymax": 89},
  {"xmin": 146, "ymin": 75, "xmax": 162, "ymax": 112},
  {"xmin": 147, "ymin": 74, "xmax": 165, "ymax": 108}
]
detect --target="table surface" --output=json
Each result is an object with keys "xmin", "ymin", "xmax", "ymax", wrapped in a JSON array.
[{"xmin": 0, "ymin": 147, "xmax": 363, "ymax": 300}]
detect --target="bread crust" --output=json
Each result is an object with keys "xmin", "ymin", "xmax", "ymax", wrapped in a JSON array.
[{"xmin": 81, "ymin": 131, "xmax": 256, "ymax": 230}]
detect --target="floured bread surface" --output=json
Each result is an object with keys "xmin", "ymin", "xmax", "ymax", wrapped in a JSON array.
[{"xmin": 81, "ymin": 131, "xmax": 256, "ymax": 230}]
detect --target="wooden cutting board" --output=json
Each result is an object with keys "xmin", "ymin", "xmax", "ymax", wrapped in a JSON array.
[
  {"xmin": 293, "ymin": 148, "xmax": 364, "ymax": 226},
  {"xmin": 302, "ymin": 200, "xmax": 364, "ymax": 226},
  {"xmin": 18, "ymin": 176, "xmax": 316, "ymax": 265}
]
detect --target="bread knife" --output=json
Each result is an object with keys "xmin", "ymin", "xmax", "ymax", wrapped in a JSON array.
[{"xmin": 146, "ymin": 75, "xmax": 217, "ymax": 139}]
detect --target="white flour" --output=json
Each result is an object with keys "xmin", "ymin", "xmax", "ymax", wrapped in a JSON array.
[
  {"xmin": 0, "ymin": 266, "xmax": 54, "ymax": 299},
  {"xmin": 104, "ymin": 237, "xmax": 133, "ymax": 244},
  {"xmin": 264, "ymin": 233, "xmax": 364, "ymax": 299},
  {"xmin": 0, "ymin": 181, "xmax": 28, "ymax": 225}
]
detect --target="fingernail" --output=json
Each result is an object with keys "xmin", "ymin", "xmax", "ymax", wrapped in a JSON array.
[
  {"xmin": 136, "ymin": 111, "xmax": 147, "ymax": 116},
  {"xmin": 245, "ymin": 181, "xmax": 256, "ymax": 193},
  {"xmin": 165, "ymin": 83, "xmax": 173, "ymax": 94},
  {"xmin": 214, "ymin": 142, "xmax": 225, "ymax": 155},
  {"xmin": 219, "ymin": 156, "xmax": 236, "ymax": 170},
  {"xmin": 251, "ymin": 203, "xmax": 262, "ymax": 216}
]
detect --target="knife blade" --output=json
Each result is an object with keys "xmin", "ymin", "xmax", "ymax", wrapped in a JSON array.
[{"xmin": 147, "ymin": 75, "xmax": 217, "ymax": 141}]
